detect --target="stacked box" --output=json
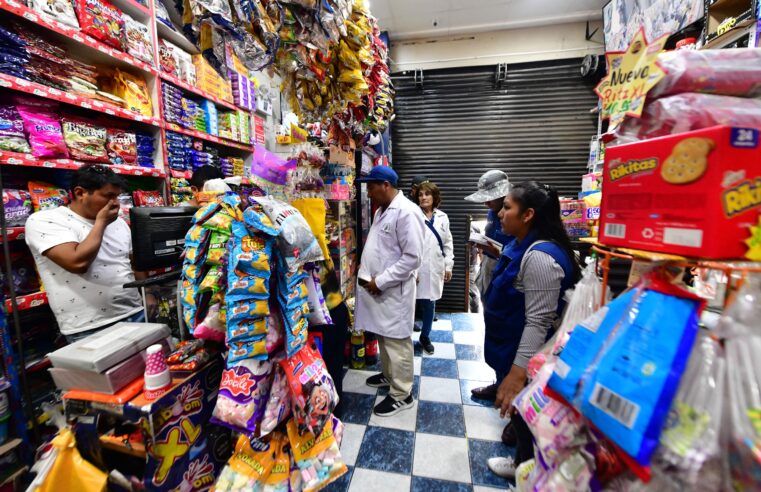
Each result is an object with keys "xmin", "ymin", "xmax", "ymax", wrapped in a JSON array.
[
  {"xmin": 200, "ymin": 100, "xmax": 218, "ymax": 136},
  {"xmin": 229, "ymin": 70, "xmax": 255, "ymax": 110},
  {"xmin": 238, "ymin": 111, "xmax": 250, "ymax": 144},
  {"xmin": 218, "ymin": 112, "xmax": 238, "ymax": 141},
  {"xmin": 192, "ymin": 55, "xmax": 233, "ymax": 103}
]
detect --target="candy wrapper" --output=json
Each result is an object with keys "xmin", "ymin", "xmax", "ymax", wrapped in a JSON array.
[
  {"xmin": 211, "ymin": 358, "xmax": 274, "ymax": 434},
  {"xmin": 132, "ymin": 190, "xmax": 165, "ymax": 207},
  {"xmin": 252, "ymin": 195, "xmax": 323, "ymax": 272},
  {"xmin": 194, "ymin": 302, "xmax": 226, "ymax": 342},
  {"xmin": 651, "ymin": 49, "xmax": 761, "ymax": 99},
  {"xmin": 75, "ymin": 0, "xmax": 124, "ymax": 49},
  {"xmin": 28, "ymin": 181, "xmax": 68, "ymax": 211},
  {"xmin": 3, "ymin": 189, "xmax": 32, "ymax": 227},
  {"xmin": 260, "ymin": 352, "xmax": 290, "ymax": 436},
  {"xmin": 122, "ymin": 13, "xmax": 154, "ymax": 64},
  {"xmin": 0, "ymin": 106, "xmax": 31, "ymax": 153},
  {"xmin": 286, "ymin": 418, "xmax": 347, "ymax": 492},
  {"xmin": 29, "ymin": 0, "xmax": 79, "ymax": 28},
  {"xmin": 17, "ymin": 107, "xmax": 68, "ymax": 159},
  {"xmin": 106, "ymin": 128, "xmax": 137, "ymax": 165},
  {"xmin": 229, "ymin": 220, "xmax": 274, "ymax": 276},
  {"xmin": 214, "ymin": 433, "xmax": 279, "ymax": 491},
  {"xmin": 61, "ymin": 117, "xmax": 108, "ymax": 162},
  {"xmin": 281, "ymin": 344, "xmax": 338, "ymax": 437},
  {"xmin": 110, "ymin": 69, "xmax": 153, "ymax": 116},
  {"xmin": 305, "ymin": 265, "xmax": 332, "ymax": 326}
]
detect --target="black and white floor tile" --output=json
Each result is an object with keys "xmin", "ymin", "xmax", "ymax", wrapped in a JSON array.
[{"xmin": 327, "ymin": 313, "xmax": 516, "ymax": 492}]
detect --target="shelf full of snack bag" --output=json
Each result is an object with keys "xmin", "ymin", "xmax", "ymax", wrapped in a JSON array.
[
  {"xmin": 164, "ymin": 123, "xmax": 253, "ymax": 152},
  {"xmin": 0, "ymin": 74, "xmax": 161, "ymax": 128},
  {"xmin": 0, "ymin": 151, "xmax": 167, "ymax": 178},
  {"xmin": 0, "ymin": 0, "xmax": 156, "ymax": 75},
  {"xmin": 4, "ymin": 291, "xmax": 48, "ymax": 312},
  {"xmin": 159, "ymin": 72, "xmax": 242, "ymax": 113}
]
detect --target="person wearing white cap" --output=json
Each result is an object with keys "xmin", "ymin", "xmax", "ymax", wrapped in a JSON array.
[
  {"xmin": 465, "ymin": 170, "xmax": 513, "ymax": 306},
  {"xmin": 355, "ymin": 166, "xmax": 426, "ymax": 417}
]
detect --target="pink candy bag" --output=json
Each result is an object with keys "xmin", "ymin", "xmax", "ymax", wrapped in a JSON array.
[{"xmin": 17, "ymin": 107, "xmax": 68, "ymax": 159}]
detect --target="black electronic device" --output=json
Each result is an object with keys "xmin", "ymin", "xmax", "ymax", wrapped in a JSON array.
[{"xmin": 130, "ymin": 206, "xmax": 198, "ymax": 271}]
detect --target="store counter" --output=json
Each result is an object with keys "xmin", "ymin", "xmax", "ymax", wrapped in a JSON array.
[{"xmin": 63, "ymin": 358, "xmax": 229, "ymax": 491}]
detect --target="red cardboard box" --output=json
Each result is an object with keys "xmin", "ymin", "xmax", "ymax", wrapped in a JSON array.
[{"xmin": 600, "ymin": 126, "xmax": 761, "ymax": 259}]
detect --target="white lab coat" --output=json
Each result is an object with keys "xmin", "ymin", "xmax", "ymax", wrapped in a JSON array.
[
  {"xmin": 417, "ymin": 209, "xmax": 454, "ymax": 301},
  {"xmin": 355, "ymin": 192, "xmax": 425, "ymax": 339}
]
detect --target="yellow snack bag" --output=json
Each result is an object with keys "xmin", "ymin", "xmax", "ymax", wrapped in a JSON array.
[{"xmin": 113, "ymin": 69, "xmax": 153, "ymax": 116}]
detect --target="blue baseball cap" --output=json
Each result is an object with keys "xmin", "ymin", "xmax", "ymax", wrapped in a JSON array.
[{"xmin": 356, "ymin": 166, "xmax": 399, "ymax": 186}]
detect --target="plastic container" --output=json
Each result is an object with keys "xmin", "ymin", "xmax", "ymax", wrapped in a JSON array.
[{"xmin": 143, "ymin": 344, "xmax": 171, "ymax": 401}]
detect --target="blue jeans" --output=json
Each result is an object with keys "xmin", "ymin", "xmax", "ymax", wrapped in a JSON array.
[
  {"xmin": 418, "ymin": 299, "xmax": 436, "ymax": 341},
  {"xmin": 65, "ymin": 310, "xmax": 146, "ymax": 344}
]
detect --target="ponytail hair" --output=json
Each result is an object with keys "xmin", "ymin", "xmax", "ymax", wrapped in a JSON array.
[{"xmin": 509, "ymin": 181, "xmax": 581, "ymax": 282}]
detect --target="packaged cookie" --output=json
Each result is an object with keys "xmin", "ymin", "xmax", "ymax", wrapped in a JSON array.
[
  {"xmin": 61, "ymin": 117, "xmax": 108, "ymax": 162},
  {"xmin": 0, "ymin": 106, "xmax": 31, "ymax": 153},
  {"xmin": 28, "ymin": 0, "xmax": 79, "ymax": 28},
  {"xmin": 3, "ymin": 190, "xmax": 33, "ymax": 226},
  {"xmin": 75, "ymin": 0, "xmax": 124, "ymax": 49}
]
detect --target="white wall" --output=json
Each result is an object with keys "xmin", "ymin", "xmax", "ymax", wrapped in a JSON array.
[{"xmin": 390, "ymin": 21, "xmax": 605, "ymax": 72}]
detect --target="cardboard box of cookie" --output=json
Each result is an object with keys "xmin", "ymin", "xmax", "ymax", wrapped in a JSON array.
[{"xmin": 600, "ymin": 126, "xmax": 761, "ymax": 260}]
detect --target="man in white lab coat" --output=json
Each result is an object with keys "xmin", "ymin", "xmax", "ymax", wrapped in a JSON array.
[{"xmin": 355, "ymin": 166, "xmax": 426, "ymax": 417}]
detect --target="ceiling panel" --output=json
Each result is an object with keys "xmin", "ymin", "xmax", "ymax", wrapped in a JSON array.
[{"xmin": 370, "ymin": 0, "xmax": 608, "ymax": 40}]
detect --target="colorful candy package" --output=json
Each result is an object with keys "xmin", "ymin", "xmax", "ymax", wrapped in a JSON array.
[
  {"xmin": 3, "ymin": 189, "xmax": 32, "ymax": 226},
  {"xmin": 27, "ymin": 181, "xmax": 68, "ymax": 211},
  {"xmin": 229, "ymin": 220, "xmax": 274, "ymax": 276},
  {"xmin": 243, "ymin": 205, "xmax": 279, "ymax": 236},
  {"xmin": 132, "ymin": 190, "xmax": 165, "ymax": 207},
  {"xmin": 227, "ymin": 318, "xmax": 267, "ymax": 343},
  {"xmin": 227, "ymin": 273, "xmax": 269, "ymax": 298},
  {"xmin": 112, "ymin": 69, "xmax": 153, "ymax": 116},
  {"xmin": 17, "ymin": 107, "xmax": 68, "ymax": 159},
  {"xmin": 266, "ymin": 304, "xmax": 286, "ymax": 355},
  {"xmin": 193, "ymin": 302, "xmax": 225, "ymax": 342},
  {"xmin": 214, "ymin": 434, "xmax": 278, "ymax": 491},
  {"xmin": 207, "ymin": 231, "xmax": 231, "ymax": 265},
  {"xmin": 227, "ymin": 338, "xmax": 268, "ymax": 363},
  {"xmin": 281, "ymin": 344, "xmax": 338, "ymax": 437},
  {"xmin": 305, "ymin": 266, "xmax": 332, "ymax": 326},
  {"xmin": 262, "ymin": 431, "xmax": 291, "ymax": 490},
  {"xmin": 227, "ymin": 298, "xmax": 270, "ymax": 323},
  {"xmin": 28, "ymin": 0, "xmax": 79, "ymax": 28},
  {"xmin": 61, "ymin": 117, "xmax": 108, "ymax": 162},
  {"xmin": 75, "ymin": 0, "xmax": 124, "ymax": 49},
  {"xmin": 198, "ymin": 265, "xmax": 225, "ymax": 294},
  {"xmin": 0, "ymin": 106, "xmax": 31, "ymax": 153},
  {"xmin": 211, "ymin": 358, "xmax": 274, "ymax": 434},
  {"xmin": 122, "ymin": 13, "xmax": 154, "ymax": 64},
  {"xmin": 106, "ymin": 128, "xmax": 137, "ymax": 165},
  {"xmin": 286, "ymin": 418, "xmax": 347, "ymax": 492},
  {"xmin": 116, "ymin": 193, "xmax": 133, "ymax": 225}
]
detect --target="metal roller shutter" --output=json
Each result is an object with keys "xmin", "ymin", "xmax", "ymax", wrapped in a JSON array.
[{"xmin": 391, "ymin": 59, "xmax": 598, "ymax": 312}]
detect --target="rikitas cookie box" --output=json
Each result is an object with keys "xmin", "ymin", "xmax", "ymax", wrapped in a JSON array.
[{"xmin": 600, "ymin": 126, "xmax": 761, "ymax": 259}]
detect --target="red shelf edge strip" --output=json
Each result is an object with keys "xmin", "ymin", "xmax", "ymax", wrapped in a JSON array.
[{"xmin": 0, "ymin": 152, "xmax": 167, "ymax": 178}]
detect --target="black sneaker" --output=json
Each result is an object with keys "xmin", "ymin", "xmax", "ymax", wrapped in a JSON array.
[
  {"xmin": 366, "ymin": 373, "xmax": 391, "ymax": 388},
  {"xmin": 413, "ymin": 323, "xmax": 422, "ymax": 332},
  {"xmin": 419, "ymin": 336, "xmax": 435, "ymax": 355},
  {"xmin": 373, "ymin": 394, "xmax": 414, "ymax": 417}
]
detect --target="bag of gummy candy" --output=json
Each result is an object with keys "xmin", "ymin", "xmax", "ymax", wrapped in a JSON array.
[
  {"xmin": 214, "ymin": 433, "xmax": 278, "ymax": 491},
  {"xmin": 281, "ymin": 344, "xmax": 338, "ymax": 437},
  {"xmin": 286, "ymin": 418, "xmax": 347, "ymax": 492}
]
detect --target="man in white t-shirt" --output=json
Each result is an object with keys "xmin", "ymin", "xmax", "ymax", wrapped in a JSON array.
[{"xmin": 26, "ymin": 164, "xmax": 144, "ymax": 342}]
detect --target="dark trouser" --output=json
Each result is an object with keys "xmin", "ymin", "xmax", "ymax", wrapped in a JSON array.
[
  {"xmin": 321, "ymin": 302, "xmax": 350, "ymax": 418},
  {"xmin": 418, "ymin": 299, "xmax": 435, "ymax": 340},
  {"xmin": 513, "ymin": 413, "xmax": 534, "ymax": 465}
]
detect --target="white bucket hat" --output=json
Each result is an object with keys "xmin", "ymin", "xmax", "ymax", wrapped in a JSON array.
[{"xmin": 464, "ymin": 170, "xmax": 510, "ymax": 202}]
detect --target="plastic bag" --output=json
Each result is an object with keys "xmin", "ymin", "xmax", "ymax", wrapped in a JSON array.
[
  {"xmin": 652, "ymin": 332, "xmax": 725, "ymax": 491},
  {"xmin": 214, "ymin": 433, "xmax": 278, "ymax": 491},
  {"xmin": 34, "ymin": 428, "xmax": 108, "ymax": 492},
  {"xmin": 252, "ymin": 195, "xmax": 324, "ymax": 272},
  {"xmin": 132, "ymin": 190, "xmax": 165, "ymax": 207},
  {"xmin": 3, "ymin": 189, "xmax": 32, "ymax": 226},
  {"xmin": 260, "ymin": 352, "xmax": 291, "ymax": 436},
  {"xmin": 75, "ymin": 0, "xmax": 124, "ymax": 49},
  {"xmin": 112, "ymin": 69, "xmax": 153, "ymax": 116},
  {"xmin": 29, "ymin": 0, "xmax": 79, "ymax": 28},
  {"xmin": 715, "ymin": 276, "xmax": 761, "ymax": 490},
  {"xmin": 28, "ymin": 181, "xmax": 68, "ymax": 211},
  {"xmin": 211, "ymin": 358, "xmax": 274, "ymax": 434},
  {"xmin": 281, "ymin": 343, "xmax": 338, "ymax": 437},
  {"xmin": 651, "ymin": 49, "xmax": 761, "ymax": 99},
  {"xmin": 286, "ymin": 417, "xmax": 347, "ymax": 492},
  {"xmin": 251, "ymin": 144, "xmax": 297, "ymax": 185},
  {"xmin": 291, "ymin": 197, "xmax": 330, "ymax": 267},
  {"xmin": 613, "ymin": 93, "xmax": 761, "ymax": 144},
  {"xmin": 0, "ymin": 105, "xmax": 31, "ymax": 153},
  {"xmin": 61, "ymin": 117, "xmax": 108, "ymax": 162},
  {"xmin": 17, "ymin": 107, "xmax": 68, "ymax": 159},
  {"xmin": 305, "ymin": 266, "xmax": 332, "ymax": 326},
  {"xmin": 550, "ymin": 273, "xmax": 704, "ymax": 468},
  {"xmin": 122, "ymin": 13, "xmax": 154, "ymax": 64}
]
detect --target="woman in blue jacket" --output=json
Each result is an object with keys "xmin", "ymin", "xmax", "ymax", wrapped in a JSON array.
[{"xmin": 483, "ymin": 181, "xmax": 581, "ymax": 478}]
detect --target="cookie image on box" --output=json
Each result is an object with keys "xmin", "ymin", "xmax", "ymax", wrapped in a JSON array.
[{"xmin": 661, "ymin": 137, "xmax": 715, "ymax": 184}]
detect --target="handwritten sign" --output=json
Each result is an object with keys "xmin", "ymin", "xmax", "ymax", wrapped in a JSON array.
[{"xmin": 595, "ymin": 29, "xmax": 667, "ymax": 130}]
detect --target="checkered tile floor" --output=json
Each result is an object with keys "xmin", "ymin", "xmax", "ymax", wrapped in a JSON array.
[{"xmin": 326, "ymin": 313, "xmax": 516, "ymax": 492}]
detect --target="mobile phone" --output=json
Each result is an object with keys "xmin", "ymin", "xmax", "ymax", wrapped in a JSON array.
[{"xmin": 358, "ymin": 277, "xmax": 370, "ymax": 287}]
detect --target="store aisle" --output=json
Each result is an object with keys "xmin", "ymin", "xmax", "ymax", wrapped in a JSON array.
[{"xmin": 327, "ymin": 313, "xmax": 515, "ymax": 492}]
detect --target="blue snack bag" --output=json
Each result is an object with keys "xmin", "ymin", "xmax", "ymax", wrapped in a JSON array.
[{"xmin": 229, "ymin": 221, "xmax": 274, "ymax": 277}]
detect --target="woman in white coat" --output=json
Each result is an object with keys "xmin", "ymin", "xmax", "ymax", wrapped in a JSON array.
[{"xmin": 416, "ymin": 182, "xmax": 454, "ymax": 355}]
